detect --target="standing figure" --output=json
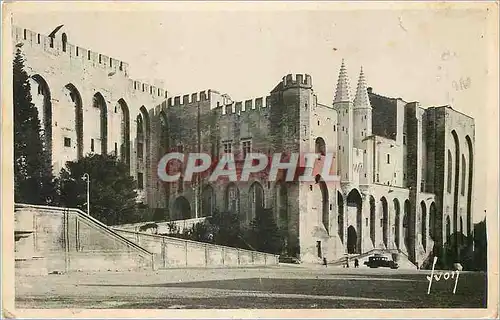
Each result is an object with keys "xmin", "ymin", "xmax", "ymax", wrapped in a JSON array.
[
  {"xmin": 354, "ymin": 258, "xmax": 359, "ymax": 268},
  {"xmin": 323, "ymin": 257, "xmax": 328, "ymax": 267}
]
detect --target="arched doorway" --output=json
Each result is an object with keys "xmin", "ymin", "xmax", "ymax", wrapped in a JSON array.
[
  {"xmin": 249, "ymin": 181, "xmax": 264, "ymax": 223},
  {"xmin": 394, "ymin": 199, "xmax": 401, "ymax": 249},
  {"xmin": 421, "ymin": 201, "xmax": 427, "ymax": 251},
  {"xmin": 347, "ymin": 225, "xmax": 357, "ymax": 254},
  {"xmin": 173, "ymin": 196, "xmax": 191, "ymax": 220},
  {"xmin": 381, "ymin": 197, "xmax": 388, "ymax": 248},
  {"xmin": 347, "ymin": 189, "xmax": 362, "ymax": 252},
  {"xmin": 337, "ymin": 192, "xmax": 344, "ymax": 242}
]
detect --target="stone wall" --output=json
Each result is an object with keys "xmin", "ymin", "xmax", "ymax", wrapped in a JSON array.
[
  {"xmin": 113, "ymin": 228, "xmax": 279, "ymax": 269},
  {"xmin": 14, "ymin": 204, "xmax": 154, "ymax": 274}
]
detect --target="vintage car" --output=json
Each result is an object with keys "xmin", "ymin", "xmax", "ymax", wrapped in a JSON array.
[{"xmin": 364, "ymin": 255, "xmax": 399, "ymax": 269}]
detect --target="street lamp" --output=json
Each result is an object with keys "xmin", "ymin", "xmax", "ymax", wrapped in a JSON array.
[{"xmin": 82, "ymin": 173, "xmax": 90, "ymax": 215}]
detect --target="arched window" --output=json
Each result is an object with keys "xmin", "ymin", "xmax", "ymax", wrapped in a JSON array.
[
  {"xmin": 447, "ymin": 150, "xmax": 452, "ymax": 193},
  {"xmin": 461, "ymin": 154, "xmax": 466, "ymax": 196}
]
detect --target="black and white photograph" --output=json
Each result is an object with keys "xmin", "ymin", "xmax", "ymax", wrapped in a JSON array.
[{"xmin": 2, "ymin": 1, "xmax": 498, "ymax": 318}]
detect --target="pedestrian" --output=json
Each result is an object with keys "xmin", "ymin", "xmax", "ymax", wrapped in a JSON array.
[
  {"xmin": 346, "ymin": 257, "xmax": 350, "ymax": 268},
  {"xmin": 354, "ymin": 258, "xmax": 359, "ymax": 268},
  {"xmin": 323, "ymin": 257, "xmax": 328, "ymax": 267}
]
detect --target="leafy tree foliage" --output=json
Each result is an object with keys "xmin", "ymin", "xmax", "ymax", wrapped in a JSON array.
[
  {"xmin": 13, "ymin": 49, "xmax": 56, "ymax": 205},
  {"xmin": 247, "ymin": 207, "xmax": 284, "ymax": 254},
  {"xmin": 56, "ymin": 153, "xmax": 138, "ymax": 225}
]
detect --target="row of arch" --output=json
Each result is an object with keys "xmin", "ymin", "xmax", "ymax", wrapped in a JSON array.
[
  {"xmin": 170, "ymin": 181, "xmax": 289, "ymax": 226},
  {"xmin": 334, "ymin": 189, "xmax": 440, "ymax": 255},
  {"xmin": 30, "ymin": 74, "xmax": 152, "ymax": 177},
  {"xmin": 448, "ymin": 130, "xmax": 474, "ymax": 239}
]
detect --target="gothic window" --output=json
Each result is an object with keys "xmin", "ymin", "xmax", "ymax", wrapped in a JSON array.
[
  {"xmin": 447, "ymin": 150, "xmax": 452, "ymax": 193},
  {"xmin": 242, "ymin": 139, "xmax": 252, "ymax": 157},
  {"xmin": 461, "ymin": 154, "xmax": 466, "ymax": 195},
  {"xmin": 137, "ymin": 173, "xmax": 144, "ymax": 189},
  {"xmin": 64, "ymin": 137, "xmax": 71, "ymax": 147},
  {"xmin": 91, "ymin": 138, "xmax": 94, "ymax": 152},
  {"xmin": 387, "ymin": 154, "xmax": 390, "ymax": 164}
]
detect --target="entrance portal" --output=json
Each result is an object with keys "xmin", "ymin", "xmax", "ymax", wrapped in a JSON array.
[{"xmin": 347, "ymin": 225, "xmax": 357, "ymax": 254}]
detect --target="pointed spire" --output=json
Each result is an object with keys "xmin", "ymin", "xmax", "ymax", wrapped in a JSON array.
[
  {"xmin": 333, "ymin": 59, "xmax": 351, "ymax": 104},
  {"xmin": 353, "ymin": 66, "xmax": 371, "ymax": 108}
]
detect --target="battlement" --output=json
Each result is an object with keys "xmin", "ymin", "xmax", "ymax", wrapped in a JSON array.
[
  {"xmin": 167, "ymin": 90, "xmax": 211, "ymax": 107},
  {"xmin": 221, "ymin": 96, "xmax": 271, "ymax": 115},
  {"xmin": 13, "ymin": 26, "xmax": 167, "ymax": 99},
  {"xmin": 128, "ymin": 79, "xmax": 168, "ymax": 99},
  {"xmin": 282, "ymin": 73, "xmax": 313, "ymax": 89}
]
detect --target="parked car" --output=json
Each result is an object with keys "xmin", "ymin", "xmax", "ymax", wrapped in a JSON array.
[{"xmin": 364, "ymin": 255, "xmax": 399, "ymax": 269}]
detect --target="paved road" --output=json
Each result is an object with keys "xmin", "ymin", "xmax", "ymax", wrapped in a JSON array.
[{"xmin": 15, "ymin": 264, "xmax": 487, "ymax": 309}]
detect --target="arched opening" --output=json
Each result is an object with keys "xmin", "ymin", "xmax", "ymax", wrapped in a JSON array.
[
  {"xmin": 30, "ymin": 75, "xmax": 52, "ymax": 161},
  {"xmin": 370, "ymin": 196, "xmax": 376, "ymax": 246},
  {"xmin": 447, "ymin": 149, "xmax": 452, "ymax": 193},
  {"xmin": 173, "ymin": 196, "xmax": 191, "ymax": 220},
  {"xmin": 403, "ymin": 200, "xmax": 410, "ymax": 251},
  {"xmin": 249, "ymin": 182, "xmax": 264, "ymax": 222},
  {"xmin": 347, "ymin": 225, "xmax": 357, "ymax": 254},
  {"xmin": 347, "ymin": 189, "xmax": 362, "ymax": 253},
  {"xmin": 421, "ymin": 201, "xmax": 427, "ymax": 251},
  {"xmin": 381, "ymin": 197, "xmax": 388, "ymax": 248},
  {"xmin": 394, "ymin": 199, "xmax": 401, "ymax": 249},
  {"xmin": 117, "ymin": 99, "xmax": 130, "ymax": 169},
  {"xmin": 93, "ymin": 92, "xmax": 107, "ymax": 154},
  {"xmin": 451, "ymin": 130, "xmax": 460, "ymax": 254},
  {"xmin": 64, "ymin": 84, "xmax": 84, "ymax": 159},
  {"xmin": 315, "ymin": 137, "xmax": 326, "ymax": 156},
  {"xmin": 337, "ymin": 192, "xmax": 344, "ymax": 242},
  {"xmin": 429, "ymin": 202, "xmax": 437, "ymax": 241},
  {"xmin": 61, "ymin": 32, "xmax": 67, "ymax": 52},
  {"xmin": 461, "ymin": 154, "xmax": 466, "ymax": 196},
  {"xmin": 225, "ymin": 182, "xmax": 240, "ymax": 217},
  {"xmin": 201, "ymin": 184, "xmax": 215, "ymax": 217},
  {"xmin": 465, "ymin": 136, "xmax": 473, "ymax": 237}
]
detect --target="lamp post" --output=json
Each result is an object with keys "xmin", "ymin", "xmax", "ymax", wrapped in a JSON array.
[{"xmin": 82, "ymin": 173, "xmax": 90, "ymax": 215}]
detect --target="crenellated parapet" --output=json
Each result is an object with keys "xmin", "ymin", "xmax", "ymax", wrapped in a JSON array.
[
  {"xmin": 221, "ymin": 96, "xmax": 271, "ymax": 115},
  {"xmin": 128, "ymin": 79, "xmax": 168, "ymax": 99},
  {"xmin": 167, "ymin": 90, "xmax": 211, "ymax": 107},
  {"xmin": 13, "ymin": 26, "xmax": 167, "ymax": 99},
  {"xmin": 282, "ymin": 73, "xmax": 313, "ymax": 89}
]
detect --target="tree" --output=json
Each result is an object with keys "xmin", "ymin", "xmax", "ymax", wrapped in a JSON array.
[
  {"xmin": 13, "ymin": 49, "xmax": 56, "ymax": 205},
  {"xmin": 56, "ymin": 153, "xmax": 138, "ymax": 225},
  {"xmin": 247, "ymin": 207, "xmax": 284, "ymax": 254}
]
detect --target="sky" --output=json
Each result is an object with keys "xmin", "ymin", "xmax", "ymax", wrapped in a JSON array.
[{"xmin": 8, "ymin": 2, "xmax": 498, "ymax": 222}]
